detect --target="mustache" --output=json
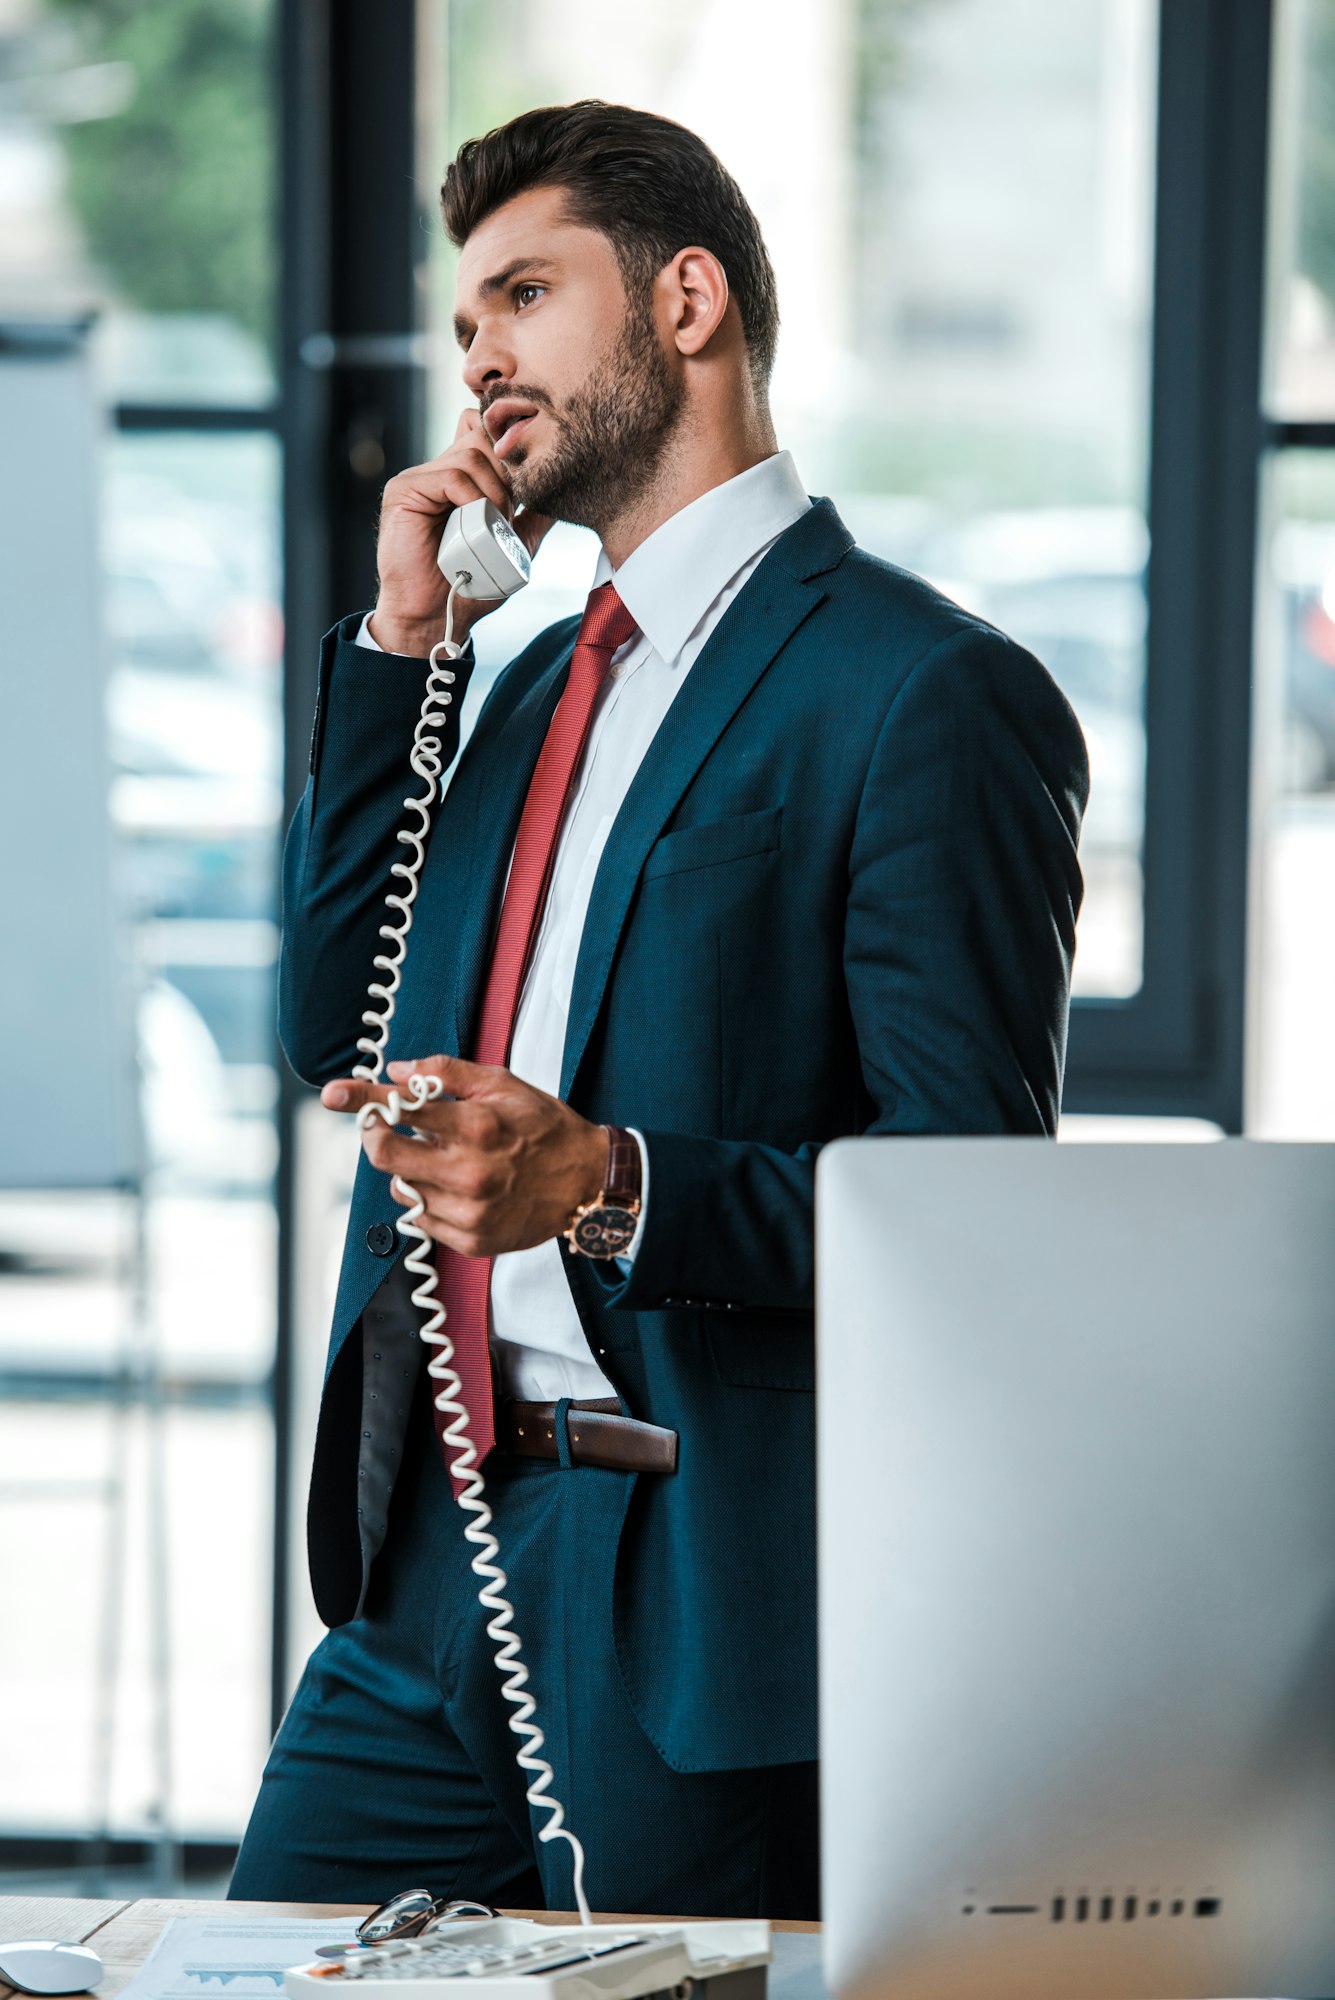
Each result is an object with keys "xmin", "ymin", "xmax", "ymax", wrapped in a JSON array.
[{"xmin": 479, "ymin": 383, "xmax": 557, "ymax": 420}]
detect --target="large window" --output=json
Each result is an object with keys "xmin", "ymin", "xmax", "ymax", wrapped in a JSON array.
[
  {"xmin": 0, "ymin": 0, "xmax": 280, "ymax": 1848},
  {"xmin": 423, "ymin": 0, "xmax": 1159, "ymax": 1001},
  {"xmin": 423, "ymin": 0, "xmax": 1290, "ymax": 1130}
]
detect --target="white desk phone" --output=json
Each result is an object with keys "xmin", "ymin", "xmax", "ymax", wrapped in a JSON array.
[
  {"xmin": 284, "ymin": 1918, "xmax": 771, "ymax": 2000},
  {"xmin": 315, "ymin": 500, "xmax": 770, "ymax": 1998}
]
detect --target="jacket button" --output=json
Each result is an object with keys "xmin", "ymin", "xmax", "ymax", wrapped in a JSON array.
[{"xmin": 366, "ymin": 1223, "xmax": 397, "ymax": 1257}]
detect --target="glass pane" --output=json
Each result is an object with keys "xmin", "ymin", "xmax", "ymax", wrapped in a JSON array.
[
  {"xmin": 1249, "ymin": 450, "xmax": 1335, "ymax": 1138},
  {"xmin": 2, "ymin": 0, "xmax": 282, "ymax": 1854},
  {"xmin": 420, "ymin": 0, "xmax": 1157, "ymax": 998},
  {"xmin": 107, "ymin": 431, "xmax": 284, "ymax": 1257},
  {"xmin": 0, "ymin": 426, "xmax": 282, "ymax": 1841},
  {"xmin": 1266, "ymin": 0, "xmax": 1335, "ymax": 418},
  {"xmin": 0, "ymin": 0, "xmax": 276, "ymax": 406},
  {"xmin": 0, "ymin": 1399, "xmax": 272, "ymax": 1834}
]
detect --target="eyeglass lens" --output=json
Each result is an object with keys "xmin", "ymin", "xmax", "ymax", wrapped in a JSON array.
[{"xmin": 355, "ymin": 1894, "xmax": 499, "ymax": 1946}]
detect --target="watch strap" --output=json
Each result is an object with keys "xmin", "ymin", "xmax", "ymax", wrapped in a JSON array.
[{"xmin": 603, "ymin": 1125, "xmax": 642, "ymax": 1206}]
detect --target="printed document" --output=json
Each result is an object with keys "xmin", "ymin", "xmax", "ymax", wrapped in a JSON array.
[{"xmin": 116, "ymin": 1918, "xmax": 360, "ymax": 2000}]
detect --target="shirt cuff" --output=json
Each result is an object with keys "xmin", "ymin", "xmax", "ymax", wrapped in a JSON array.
[
  {"xmin": 357, "ymin": 610, "xmax": 475, "ymax": 664},
  {"xmin": 617, "ymin": 1127, "xmax": 650, "ymax": 1269}
]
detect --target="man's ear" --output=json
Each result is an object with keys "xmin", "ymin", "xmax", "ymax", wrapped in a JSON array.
[{"xmin": 665, "ymin": 246, "xmax": 730, "ymax": 359}]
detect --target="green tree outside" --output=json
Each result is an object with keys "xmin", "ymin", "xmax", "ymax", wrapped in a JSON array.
[{"xmin": 47, "ymin": 0, "xmax": 274, "ymax": 354}]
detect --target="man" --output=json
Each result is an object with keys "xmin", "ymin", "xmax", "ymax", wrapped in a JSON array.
[{"xmin": 231, "ymin": 100, "xmax": 1088, "ymax": 1919}]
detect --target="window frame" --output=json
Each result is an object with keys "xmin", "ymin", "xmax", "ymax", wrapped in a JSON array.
[
  {"xmin": 1062, "ymin": 0, "xmax": 1274, "ymax": 1129},
  {"xmin": 275, "ymin": 0, "xmax": 428, "ymax": 1730}
]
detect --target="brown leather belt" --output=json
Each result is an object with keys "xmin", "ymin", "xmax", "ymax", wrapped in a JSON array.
[{"xmin": 496, "ymin": 1397, "xmax": 678, "ymax": 1475}]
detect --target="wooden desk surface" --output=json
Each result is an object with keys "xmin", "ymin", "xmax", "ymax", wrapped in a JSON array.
[{"xmin": 0, "ymin": 1895, "xmax": 819, "ymax": 2000}]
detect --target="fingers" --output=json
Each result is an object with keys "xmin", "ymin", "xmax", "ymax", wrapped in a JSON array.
[
  {"xmin": 388, "ymin": 435, "xmax": 512, "ymax": 519},
  {"xmin": 368, "ymin": 1124, "xmax": 499, "ymax": 1192},
  {"xmin": 386, "ymin": 1173, "xmax": 493, "ymax": 1256},
  {"xmin": 446, "ymin": 409, "xmax": 513, "ymax": 512},
  {"xmin": 320, "ymin": 1077, "xmax": 403, "ymax": 1113},
  {"xmin": 319, "ymin": 1056, "xmax": 490, "ymax": 1114},
  {"xmin": 320, "ymin": 1071, "xmax": 503, "ymax": 1150},
  {"xmin": 367, "ymin": 1123, "xmax": 508, "ymax": 1257},
  {"xmin": 387, "ymin": 1054, "xmax": 497, "ymax": 1098},
  {"xmin": 320, "ymin": 1057, "xmax": 543, "ymax": 1259},
  {"xmin": 410, "ymin": 453, "xmax": 509, "ymax": 519},
  {"xmin": 444, "ymin": 449, "xmax": 512, "ymax": 516}
]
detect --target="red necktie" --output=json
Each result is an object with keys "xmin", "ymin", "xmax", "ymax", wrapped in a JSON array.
[{"xmin": 432, "ymin": 582, "xmax": 639, "ymax": 1488}]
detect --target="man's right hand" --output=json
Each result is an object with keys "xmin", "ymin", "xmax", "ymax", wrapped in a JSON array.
[{"xmin": 368, "ymin": 408, "xmax": 554, "ymax": 657}]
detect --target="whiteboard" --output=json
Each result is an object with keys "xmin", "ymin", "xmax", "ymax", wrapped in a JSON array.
[{"xmin": 0, "ymin": 321, "xmax": 139, "ymax": 1188}]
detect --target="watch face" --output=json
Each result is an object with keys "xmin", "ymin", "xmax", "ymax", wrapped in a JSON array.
[{"xmin": 570, "ymin": 1205, "xmax": 639, "ymax": 1258}]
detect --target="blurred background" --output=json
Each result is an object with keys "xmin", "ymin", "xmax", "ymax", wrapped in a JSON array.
[{"xmin": 0, "ymin": 0, "xmax": 1330, "ymax": 1891}]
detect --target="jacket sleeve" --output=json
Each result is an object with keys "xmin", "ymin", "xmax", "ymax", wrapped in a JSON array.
[
  {"xmin": 277, "ymin": 613, "xmax": 476, "ymax": 1087},
  {"xmin": 594, "ymin": 625, "xmax": 1090, "ymax": 1314}
]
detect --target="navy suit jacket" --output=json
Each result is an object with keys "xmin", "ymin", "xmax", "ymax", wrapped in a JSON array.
[{"xmin": 280, "ymin": 497, "xmax": 1089, "ymax": 1773}]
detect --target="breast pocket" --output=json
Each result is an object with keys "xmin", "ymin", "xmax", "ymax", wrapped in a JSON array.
[
  {"xmin": 607, "ymin": 805, "xmax": 784, "ymax": 1138},
  {"xmin": 642, "ymin": 805, "xmax": 783, "ymax": 880}
]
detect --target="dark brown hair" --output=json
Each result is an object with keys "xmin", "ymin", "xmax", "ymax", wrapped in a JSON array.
[{"xmin": 441, "ymin": 100, "xmax": 779, "ymax": 386}]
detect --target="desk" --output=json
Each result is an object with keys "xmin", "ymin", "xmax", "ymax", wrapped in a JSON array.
[{"xmin": 0, "ymin": 1899, "xmax": 823, "ymax": 2000}]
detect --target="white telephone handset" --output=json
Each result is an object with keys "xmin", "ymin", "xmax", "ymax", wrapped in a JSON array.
[{"xmin": 435, "ymin": 497, "xmax": 532, "ymax": 605}]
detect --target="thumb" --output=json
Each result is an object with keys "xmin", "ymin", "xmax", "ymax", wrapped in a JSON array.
[{"xmin": 387, "ymin": 1053, "xmax": 496, "ymax": 1098}]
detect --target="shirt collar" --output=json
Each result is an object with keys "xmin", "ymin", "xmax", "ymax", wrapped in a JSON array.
[{"xmin": 590, "ymin": 450, "xmax": 810, "ymax": 663}]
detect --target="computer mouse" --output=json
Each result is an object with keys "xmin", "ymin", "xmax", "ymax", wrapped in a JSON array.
[{"xmin": 0, "ymin": 1942, "xmax": 102, "ymax": 1994}]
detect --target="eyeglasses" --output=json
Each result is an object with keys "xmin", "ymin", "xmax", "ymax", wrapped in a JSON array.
[{"xmin": 314, "ymin": 1893, "xmax": 499, "ymax": 1958}]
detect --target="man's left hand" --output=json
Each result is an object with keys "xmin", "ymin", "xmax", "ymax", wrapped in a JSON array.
[{"xmin": 321, "ymin": 1055, "xmax": 608, "ymax": 1258}]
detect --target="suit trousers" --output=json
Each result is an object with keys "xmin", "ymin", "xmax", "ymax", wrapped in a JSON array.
[{"xmin": 229, "ymin": 1370, "xmax": 820, "ymax": 1916}]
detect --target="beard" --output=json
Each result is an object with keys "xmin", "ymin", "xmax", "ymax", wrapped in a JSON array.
[{"xmin": 498, "ymin": 301, "xmax": 685, "ymax": 534}]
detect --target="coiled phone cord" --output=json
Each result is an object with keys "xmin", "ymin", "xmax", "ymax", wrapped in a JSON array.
[{"xmin": 351, "ymin": 581, "xmax": 594, "ymax": 1928}]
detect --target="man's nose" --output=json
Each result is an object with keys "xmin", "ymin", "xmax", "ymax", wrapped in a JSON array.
[{"xmin": 461, "ymin": 325, "xmax": 513, "ymax": 399}]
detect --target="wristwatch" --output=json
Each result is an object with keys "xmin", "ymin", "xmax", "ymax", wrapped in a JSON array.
[{"xmin": 563, "ymin": 1126, "xmax": 643, "ymax": 1259}]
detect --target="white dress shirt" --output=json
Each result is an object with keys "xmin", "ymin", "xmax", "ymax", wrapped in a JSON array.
[{"xmin": 356, "ymin": 449, "xmax": 811, "ymax": 1399}]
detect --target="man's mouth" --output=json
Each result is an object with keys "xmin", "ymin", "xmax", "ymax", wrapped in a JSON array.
[{"xmin": 484, "ymin": 400, "xmax": 541, "ymax": 458}]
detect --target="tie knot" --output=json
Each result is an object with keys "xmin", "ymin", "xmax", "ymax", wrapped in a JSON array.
[{"xmin": 577, "ymin": 582, "xmax": 638, "ymax": 657}]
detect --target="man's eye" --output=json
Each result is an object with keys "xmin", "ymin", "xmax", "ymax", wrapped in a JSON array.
[{"xmin": 515, "ymin": 283, "xmax": 543, "ymax": 309}]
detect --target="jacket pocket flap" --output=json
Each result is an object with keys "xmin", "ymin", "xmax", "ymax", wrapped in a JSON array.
[{"xmin": 643, "ymin": 804, "xmax": 783, "ymax": 880}]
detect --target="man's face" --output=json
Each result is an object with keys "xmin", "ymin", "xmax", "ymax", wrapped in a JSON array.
[{"xmin": 453, "ymin": 185, "xmax": 683, "ymax": 532}]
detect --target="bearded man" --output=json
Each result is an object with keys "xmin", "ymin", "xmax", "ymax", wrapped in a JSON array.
[{"xmin": 230, "ymin": 100, "xmax": 1088, "ymax": 1920}]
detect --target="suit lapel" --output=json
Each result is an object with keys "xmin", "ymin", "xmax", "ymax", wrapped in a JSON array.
[
  {"xmin": 398, "ymin": 496, "xmax": 851, "ymax": 1082},
  {"xmin": 558, "ymin": 558, "xmax": 827, "ymax": 1100}
]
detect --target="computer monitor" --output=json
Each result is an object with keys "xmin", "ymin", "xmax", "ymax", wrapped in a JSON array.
[{"xmin": 815, "ymin": 1138, "xmax": 1335, "ymax": 2000}]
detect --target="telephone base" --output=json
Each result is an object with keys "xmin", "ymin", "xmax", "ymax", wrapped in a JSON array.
[{"xmin": 284, "ymin": 1918, "xmax": 769, "ymax": 2000}]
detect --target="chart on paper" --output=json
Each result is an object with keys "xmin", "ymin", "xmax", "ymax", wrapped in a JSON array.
[{"xmin": 118, "ymin": 1920, "xmax": 359, "ymax": 2000}]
